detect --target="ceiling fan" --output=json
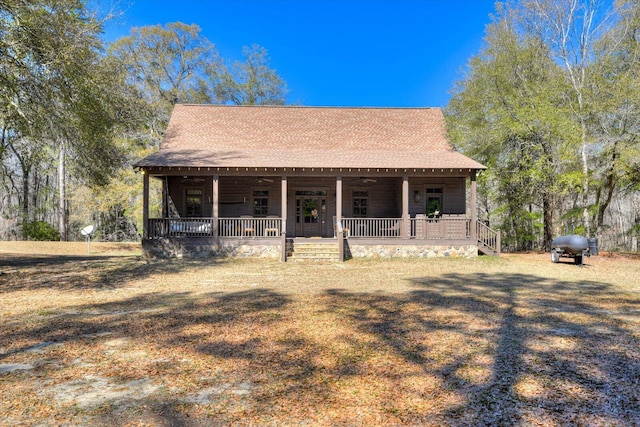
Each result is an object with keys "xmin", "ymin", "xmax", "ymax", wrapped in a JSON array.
[
  {"xmin": 354, "ymin": 177, "xmax": 377, "ymax": 183},
  {"xmin": 257, "ymin": 176, "xmax": 274, "ymax": 184},
  {"xmin": 181, "ymin": 176, "xmax": 206, "ymax": 183}
]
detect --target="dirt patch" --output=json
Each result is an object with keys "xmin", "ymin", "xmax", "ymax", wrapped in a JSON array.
[
  {"xmin": 0, "ymin": 363, "xmax": 34, "ymax": 373},
  {"xmin": 51, "ymin": 375, "xmax": 161, "ymax": 409}
]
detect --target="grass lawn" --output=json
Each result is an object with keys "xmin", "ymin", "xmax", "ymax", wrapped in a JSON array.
[{"xmin": 1, "ymin": 243, "xmax": 639, "ymax": 426}]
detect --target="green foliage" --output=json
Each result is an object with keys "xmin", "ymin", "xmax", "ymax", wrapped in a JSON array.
[
  {"xmin": 1, "ymin": 0, "xmax": 140, "ymax": 239},
  {"xmin": 209, "ymin": 44, "xmax": 288, "ymax": 105},
  {"xmin": 108, "ymin": 22, "xmax": 216, "ymax": 116},
  {"xmin": 446, "ymin": 8, "xmax": 572, "ymax": 250},
  {"xmin": 447, "ymin": 0, "xmax": 640, "ymax": 250},
  {"xmin": 23, "ymin": 221, "xmax": 60, "ymax": 241},
  {"xmin": 1, "ymin": 10, "xmax": 290, "ymax": 242}
]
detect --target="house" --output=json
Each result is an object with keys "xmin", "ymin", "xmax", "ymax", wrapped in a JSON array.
[{"xmin": 135, "ymin": 104, "xmax": 499, "ymax": 260}]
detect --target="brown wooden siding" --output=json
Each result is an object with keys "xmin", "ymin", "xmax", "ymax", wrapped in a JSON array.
[
  {"xmin": 167, "ymin": 176, "xmax": 214, "ymax": 217},
  {"xmin": 408, "ymin": 177, "xmax": 466, "ymax": 216},
  {"xmin": 164, "ymin": 175, "xmax": 466, "ymax": 237},
  {"xmin": 341, "ymin": 177, "xmax": 401, "ymax": 218}
]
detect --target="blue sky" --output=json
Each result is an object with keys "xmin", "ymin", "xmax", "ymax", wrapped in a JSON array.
[{"xmin": 103, "ymin": 0, "xmax": 497, "ymax": 108}]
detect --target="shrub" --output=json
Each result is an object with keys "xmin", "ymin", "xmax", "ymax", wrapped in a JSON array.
[{"xmin": 23, "ymin": 221, "xmax": 61, "ymax": 241}]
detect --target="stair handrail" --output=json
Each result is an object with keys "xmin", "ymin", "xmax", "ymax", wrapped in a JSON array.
[{"xmin": 476, "ymin": 220, "xmax": 501, "ymax": 255}]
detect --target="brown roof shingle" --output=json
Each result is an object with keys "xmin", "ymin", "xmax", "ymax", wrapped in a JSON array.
[{"xmin": 136, "ymin": 104, "xmax": 485, "ymax": 170}]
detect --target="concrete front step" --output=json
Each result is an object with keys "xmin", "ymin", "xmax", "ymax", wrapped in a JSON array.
[
  {"xmin": 291, "ymin": 247, "xmax": 340, "ymax": 253},
  {"xmin": 288, "ymin": 254, "xmax": 340, "ymax": 261},
  {"xmin": 287, "ymin": 242, "xmax": 341, "ymax": 261}
]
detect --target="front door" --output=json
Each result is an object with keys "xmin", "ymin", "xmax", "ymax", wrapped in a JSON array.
[{"xmin": 295, "ymin": 190, "xmax": 327, "ymax": 237}]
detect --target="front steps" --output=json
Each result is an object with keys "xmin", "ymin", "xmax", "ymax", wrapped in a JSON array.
[
  {"xmin": 478, "ymin": 242, "xmax": 499, "ymax": 256},
  {"xmin": 286, "ymin": 239, "xmax": 341, "ymax": 262}
]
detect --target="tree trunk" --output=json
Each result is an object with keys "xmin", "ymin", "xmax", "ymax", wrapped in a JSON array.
[
  {"xmin": 580, "ymin": 117, "xmax": 591, "ymax": 237},
  {"xmin": 597, "ymin": 139, "xmax": 619, "ymax": 230},
  {"xmin": 543, "ymin": 192, "xmax": 553, "ymax": 251},
  {"xmin": 8, "ymin": 142, "xmax": 30, "ymax": 238},
  {"xmin": 58, "ymin": 143, "xmax": 67, "ymax": 241},
  {"xmin": 21, "ymin": 166, "xmax": 29, "ymax": 236},
  {"xmin": 597, "ymin": 170, "xmax": 616, "ymax": 229}
]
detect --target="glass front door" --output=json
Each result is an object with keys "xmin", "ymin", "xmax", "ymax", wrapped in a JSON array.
[{"xmin": 295, "ymin": 190, "xmax": 327, "ymax": 237}]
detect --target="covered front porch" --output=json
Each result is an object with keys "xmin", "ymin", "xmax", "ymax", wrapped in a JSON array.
[{"xmin": 140, "ymin": 169, "xmax": 500, "ymax": 259}]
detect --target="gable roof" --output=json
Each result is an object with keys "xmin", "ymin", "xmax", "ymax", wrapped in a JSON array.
[{"xmin": 135, "ymin": 104, "xmax": 485, "ymax": 170}]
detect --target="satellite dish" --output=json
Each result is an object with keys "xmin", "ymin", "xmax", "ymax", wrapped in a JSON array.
[
  {"xmin": 80, "ymin": 225, "xmax": 94, "ymax": 236},
  {"xmin": 80, "ymin": 225, "xmax": 94, "ymax": 254}
]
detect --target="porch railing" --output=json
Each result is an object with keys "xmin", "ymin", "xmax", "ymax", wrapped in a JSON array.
[
  {"xmin": 149, "ymin": 218, "xmax": 215, "ymax": 238},
  {"xmin": 219, "ymin": 217, "xmax": 282, "ymax": 238},
  {"xmin": 339, "ymin": 216, "xmax": 471, "ymax": 239},
  {"xmin": 147, "ymin": 217, "xmax": 495, "ymax": 246},
  {"xmin": 409, "ymin": 215, "xmax": 471, "ymax": 240},
  {"xmin": 340, "ymin": 218, "xmax": 404, "ymax": 238},
  {"xmin": 476, "ymin": 220, "xmax": 501, "ymax": 255},
  {"xmin": 147, "ymin": 217, "xmax": 282, "ymax": 239}
]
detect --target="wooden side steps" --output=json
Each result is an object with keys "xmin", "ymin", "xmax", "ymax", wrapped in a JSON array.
[
  {"xmin": 286, "ymin": 239, "xmax": 341, "ymax": 262},
  {"xmin": 476, "ymin": 221, "xmax": 500, "ymax": 256},
  {"xmin": 478, "ymin": 243, "xmax": 498, "ymax": 256}
]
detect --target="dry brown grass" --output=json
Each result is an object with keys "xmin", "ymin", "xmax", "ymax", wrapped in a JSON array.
[{"xmin": 1, "ymin": 243, "xmax": 639, "ymax": 426}]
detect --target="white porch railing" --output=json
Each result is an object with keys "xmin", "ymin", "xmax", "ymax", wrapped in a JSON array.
[
  {"xmin": 148, "ymin": 218, "xmax": 215, "ymax": 238},
  {"xmin": 476, "ymin": 220, "xmax": 501, "ymax": 255},
  {"xmin": 147, "ymin": 216, "xmax": 490, "ymax": 243},
  {"xmin": 147, "ymin": 217, "xmax": 282, "ymax": 239},
  {"xmin": 340, "ymin": 218, "xmax": 403, "ymax": 238},
  {"xmin": 338, "ymin": 216, "xmax": 472, "ymax": 239},
  {"xmin": 218, "ymin": 217, "xmax": 282, "ymax": 238}
]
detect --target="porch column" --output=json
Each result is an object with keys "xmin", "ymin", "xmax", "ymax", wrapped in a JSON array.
[
  {"xmin": 161, "ymin": 177, "xmax": 167, "ymax": 218},
  {"xmin": 142, "ymin": 170, "xmax": 149, "ymax": 239},
  {"xmin": 212, "ymin": 175, "xmax": 219, "ymax": 238},
  {"xmin": 281, "ymin": 176, "xmax": 287, "ymax": 235},
  {"xmin": 336, "ymin": 176, "xmax": 343, "ymax": 231},
  {"xmin": 402, "ymin": 175, "xmax": 409, "ymax": 238},
  {"xmin": 470, "ymin": 171, "xmax": 477, "ymax": 239}
]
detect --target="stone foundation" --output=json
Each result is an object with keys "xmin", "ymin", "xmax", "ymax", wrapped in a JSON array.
[
  {"xmin": 143, "ymin": 238, "xmax": 478, "ymax": 260},
  {"xmin": 346, "ymin": 243, "xmax": 478, "ymax": 259},
  {"xmin": 143, "ymin": 238, "xmax": 281, "ymax": 259}
]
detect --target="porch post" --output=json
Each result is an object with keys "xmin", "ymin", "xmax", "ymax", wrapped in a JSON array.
[
  {"xmin": 212, "ymin": 175, "xmax": 219, "ymax": 238},
  {"xmin": 161, "ymin": 177, "xmax": 167, "ymax": 218},
  {"xmin": 281, "ymin": 176, "xmax": 288, "ymax": 262},
  {"xmin": 402, "ymin": 175, "xmax": 409, "ymax": 238},
  {"xmin": 142, "ymin": 170, "xmax": 149, "ymax": 239},
  {"xmin": 281, "ymin": 176, "xmax": 287, "ymax": 234},
  {"xmin": 470, "ymin": 171, "xmax": 477, "ymax": 240},
  {"xmin": 336, "ymin": 176, "xmax": 343, "ymax": 232}
]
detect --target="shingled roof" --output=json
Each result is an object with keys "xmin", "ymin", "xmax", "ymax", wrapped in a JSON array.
[{"xmin": 135, "ymin": 104, "xmax": 485, "ymax": 170}]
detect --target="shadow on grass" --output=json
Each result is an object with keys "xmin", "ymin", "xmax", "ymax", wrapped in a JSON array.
[
  {"xmin": 321, "ymin": 273, "xmax": 640, "ymax": 425},
  {"xmin": 1, "ymin": 288, "xmax": 291, "ymax": 359},
  {"xmin": 1, "ymin": 265, "xmax": 639, "ymax": 425},
  {"xmin": 0, "ymin": 253, "xmax": 231, "ymax": 292}
]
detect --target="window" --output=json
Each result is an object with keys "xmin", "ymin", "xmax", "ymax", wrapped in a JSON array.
[
  {"xmin": 253, "ymin": 190, "xmax": 269, "ymax": 217},
  {"xmin": 425, "ymin": 188, "xmax": 443, "ymax": 217},
  {"xmin": 185, "ymin": 189, "xmax": 203, "ymax": 217},
  {"xmin": 352, "ymin": 190, "xmax": 368, "ymax": 217}
]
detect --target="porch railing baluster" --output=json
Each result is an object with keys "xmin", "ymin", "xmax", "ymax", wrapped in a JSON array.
[
  {"xmin": 148, "ymin": 216, "xmax": 481, "ymax": 241},
  {"xmin": 147, "ymin": 217, "xmax": 282, "ymax": 239},
  {"xmin": 339, "ymin": 217, "xmax": 473, "ymax": 240}
]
